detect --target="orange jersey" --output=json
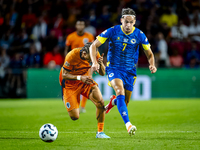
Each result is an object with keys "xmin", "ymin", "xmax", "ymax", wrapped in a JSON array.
[
  {"xmin": 59, "ymin": 48, "xmax": 100, "ymax": 87},
  {"xmin": 65, "ymin": 31, "xmax": 94, "ymax": 50}
]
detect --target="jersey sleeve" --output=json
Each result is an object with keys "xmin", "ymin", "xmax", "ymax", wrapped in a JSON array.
[
  {"xmin": 62, "ymin": 54, "xmax": 74, "ymax": 71},
  {"xmin": 138, "ymin": 30, "xmax": 151, "ymax": 50},
  {"xmin": 96, "ymin": 27, "xmax": 114, "ymax": 44}
]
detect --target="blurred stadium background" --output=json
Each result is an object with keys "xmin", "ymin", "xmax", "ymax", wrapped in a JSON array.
[{"xmin": 0, "ymin": 0, "xmax": 200, "ymax": 99}]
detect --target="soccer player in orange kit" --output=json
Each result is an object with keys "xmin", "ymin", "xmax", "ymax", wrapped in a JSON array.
[
  {"xmin": 65, "ymin": 18, "xmax": 94, "ymax": 113},
  {"xmin": 59, "ymin": 42, "xmax": 109, "ymax": 138}
]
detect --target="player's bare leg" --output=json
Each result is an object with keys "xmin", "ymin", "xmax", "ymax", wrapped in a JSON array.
[
  {"xmin": 125, "ymin": 89, "xmax": 132, "ymax": 106},
  {"xmin": 89, "ymin": 85, "xmax": 110, "ymax": 138},
  {"xmin": 68, "ymin": 108, "xmax": 80, "ymax": 120}
]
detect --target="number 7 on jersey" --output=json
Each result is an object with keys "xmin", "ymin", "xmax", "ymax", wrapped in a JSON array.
[{"xmin": 122, "ymin": 43, "xmax": 127, "ymax": 51}]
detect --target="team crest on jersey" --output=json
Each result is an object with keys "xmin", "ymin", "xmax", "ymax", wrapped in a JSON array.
[
  {"xmin": 109, "ymin": 73, "xmax": 114, "ymax": 77},
  {"xmin": 66, "ymin": 102, "xmax": 71, "ymax": 109},
  {"xmin": 65, "ymin": 61, "xmax": 70, "ymax": 67},
  {"xmin": 131, "ymin": 39, "xmax": 136, "ymax": 44},
  {"xmin": 83, "ymin": 38, "xmax": 89, "ymax": 44},
  {"xmin": 123, "ymin": 38, "xmax": 128, "ymax": 42}
]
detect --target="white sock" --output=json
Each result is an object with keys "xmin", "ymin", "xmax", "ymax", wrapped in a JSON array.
[
  {"xmin": 125, "ymin": 122, "xmax": 132, "ymax": 130},
  {"xmin": 112, "ymin": 99, "xmax": 116, "ymax": 106}
]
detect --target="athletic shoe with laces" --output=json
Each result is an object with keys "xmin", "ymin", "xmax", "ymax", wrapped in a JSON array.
[
  {"xmin": 96, "ymin": 132, "xmax": 110, "ymax": 138},
  {"xmin": 105, "ymin": 95, "xmax": 116, "ymax": 114},
  {"xmin": 127, "ymin": 125, "xmax": 137, "ymax": 136}
]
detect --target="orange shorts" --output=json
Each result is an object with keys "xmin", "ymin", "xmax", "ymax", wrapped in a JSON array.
[{"xmin": 61, "ymin": 80, "xmax": 97, "ymax": 112}]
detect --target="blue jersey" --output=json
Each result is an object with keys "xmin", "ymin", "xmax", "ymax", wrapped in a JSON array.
[{"xmin": 97, "ymin": 25, "xmax": 150, "ymax": 75}]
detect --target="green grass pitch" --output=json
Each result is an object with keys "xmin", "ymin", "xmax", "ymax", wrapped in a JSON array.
[{"xmin": 0, "ymin": 98, "xmax": 200, "ymax": 150}]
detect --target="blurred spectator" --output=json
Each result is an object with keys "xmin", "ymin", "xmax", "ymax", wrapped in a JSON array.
[
  {"xmin": 98, "ymin": 5, "xmax": 112, "ymax": 28},
  {"xmin": 5, "ymin": 6, "xmax": 18, "ymax": 27},
  {"xmin": 10, "ymin": 28, "xmax": 30, "ymax": 53},
  {"xmin": 0, "ymin": 47, "xmax": 10, "ymax": 78},
  {"xmin": 85, "ymin": 20, "xmax": 96, "ymax": 37},
  {"xmin": 156, "ymin": 32, "xmax": 170, "ymax": 67},
  {"xmin": 8, "ymin": 53, "xmax": 24, "ymax": 96},
  {"xmin": 0, "ymin": 28, "xmax": 14, "ymax": 50},
  {"xmin": 0, "ymin": 47, "xmax": 10, "ymax": 96},
  {"xmin": 159, "ymin": 6, "xmax": 178, "ymax": 37},
  {"xmin": 171, "ymin": 19, "xmax": 189, "ymax": 40},
  {"xmin": 43, "ymin": 45, "xmax": 64, "ymax": 69},
  {"xmin": 185, "ymin": 42, "xmax": 200, "ymax": 68},
  {"xmin": 43, "ymin": 30, "xmax": 58, "ymax": 52},
  {"xmin": 32, "ymin": 16, "xmax": 47, "ymax": 40},
  {"xmin": 188, "ymin": 16, "xmax": 200, "ymax": 42},
  {"xmin": 21, "ymin": 7, "xmax": 37, "ymax": 35},
  {"xmin": 88, "ymin": 9, "xmax": 97, "ymax": 27},
  {"xmin": 53, "ymin": 13, "xmax": 63, "ymax": 30},
  {"xmin": 159, "ymin": 6, "xmax": 178, "ymax": 28},
  {"xmin": 170, "ymin": 49, "xmax": 184, "ymax": 68},
  {"xmin": 66, "ymin": 8, "xmax": 78, "ymax": 28},
  {"xmin": 22, "ymin": 44, "xmax": 41, "ymax": 68}
]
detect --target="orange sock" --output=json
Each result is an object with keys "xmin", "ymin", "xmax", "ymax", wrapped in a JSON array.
[
  {"xmin": 98, "ymin": 122, "xmax": 104, "ymax": 133},
  {"xmin": 81, "ymin": 96, "xmax": 87, "ymax": 108}
]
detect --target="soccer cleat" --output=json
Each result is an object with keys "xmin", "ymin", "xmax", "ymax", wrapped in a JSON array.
[
  {"xmin": 96, "ymin": 132, "xmax": 110, "ymax": 138},
  {"xmin": 127, "ymin": 125, "xmax": 137, "ymax": 136},
  {"xmin": 80, "ymin": 107, "xmax": 86, "ymax": 113},
  {"xmin": 105, "ymin": 95, "xmax": 116, "ymax": 114}
]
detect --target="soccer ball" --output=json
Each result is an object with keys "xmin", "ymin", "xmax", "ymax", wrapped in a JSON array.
[{"xmin": 39, "ymin": 123, "xmax": 58, "ymax": 142}]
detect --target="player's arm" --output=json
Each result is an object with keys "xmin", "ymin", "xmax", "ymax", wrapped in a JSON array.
[
  {"xmin": 144, "ymin": 49, "xmax": 157, "ymax": 74},
  {"xmin": 98, "ymin": 53, "xmax": 105, "ymax": 76},
  {"xmin": 62, "ymin": 69, "xmax": 93, "ymax": 84},
  {"xmin": 90, "ymin": 39, "xmax": 102, "ymax": 73}
]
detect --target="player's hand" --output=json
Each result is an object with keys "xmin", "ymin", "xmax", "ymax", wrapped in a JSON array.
[
  {"xmin": 81, "ymin": 76, "xmax": 93, "ymax": 84},
  {"xmin": 91, "ymin": 62, "xmax": 100, "ymax": 73},
  {"xmin": 98, "ymin": 53, "xmax": 104, "ymax": 65},
  {"xmin": 149, "ymin": 65, "xmax": 157, "ymax": 74}
]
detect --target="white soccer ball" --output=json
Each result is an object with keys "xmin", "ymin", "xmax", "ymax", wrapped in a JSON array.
[{"xmin": 39, "ymin": 123, "xmax": 58, "ymax": 142}]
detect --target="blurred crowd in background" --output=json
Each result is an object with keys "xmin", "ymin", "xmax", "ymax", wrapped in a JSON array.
[{"xmin": 0, "ymin": 0, "xmax": 200, "ymax": 98}]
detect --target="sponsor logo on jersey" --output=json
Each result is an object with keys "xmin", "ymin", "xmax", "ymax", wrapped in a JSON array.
[
  {"xmin": 65, "ymin": 61, "xmax": 70, "ymax": 67},
  {"xmin": 131, "ymin": 39, "xmax": 136, "ymax": 44},
  {"xmin": 66, "ymin": 102, "xmax": 71, "ymax": 109},
  {"xmin": 109, "ymin": 73, "xmax": 114, "ymax": 77},
  {"xmin": 83, "ymin": 38, "xmax": 89, "ymax": 44},
  {"xmin": 123, "ymin": 38, "xmax": 128, "ymax": 42}
]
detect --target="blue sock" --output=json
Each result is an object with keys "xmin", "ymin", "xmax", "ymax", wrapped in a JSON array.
[
  {"xmin": 113, "ymin": 99, "xmax": 117, "ymax": 105},
  {"xmin": 116, "ymin": 95, "xmax": 130, "ymax": 124}
]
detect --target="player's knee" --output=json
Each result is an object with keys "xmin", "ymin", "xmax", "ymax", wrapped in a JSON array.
[
  {"xmin": 96, "ymin": 100, "xmax": 104, "ymax": 109},
  {"xmin": 116, "ymin": 88, "xmax": 124, "ymax": 95}
]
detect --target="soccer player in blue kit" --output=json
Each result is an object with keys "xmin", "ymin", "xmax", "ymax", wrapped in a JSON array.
[{"xmin": 90, "ymin": 8, "xmax": 157, "ymax": 136}]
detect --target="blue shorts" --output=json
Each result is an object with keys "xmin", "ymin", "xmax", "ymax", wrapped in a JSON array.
[{"xmin": 106, "ymin": 67, "xmax": 137, "ymax": 91}]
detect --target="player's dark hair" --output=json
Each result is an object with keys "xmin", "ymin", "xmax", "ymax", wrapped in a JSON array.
[
  {"xmin": 82, "ymin": 42, "xmax": 92, "ymax": 54},
  {"xmin": 76, "ymin": 18, "xmax": 86, "ymax": 24},
  {"xmin": 121, "ymin": 8, "xmax": 136, "ymax": 18}
]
